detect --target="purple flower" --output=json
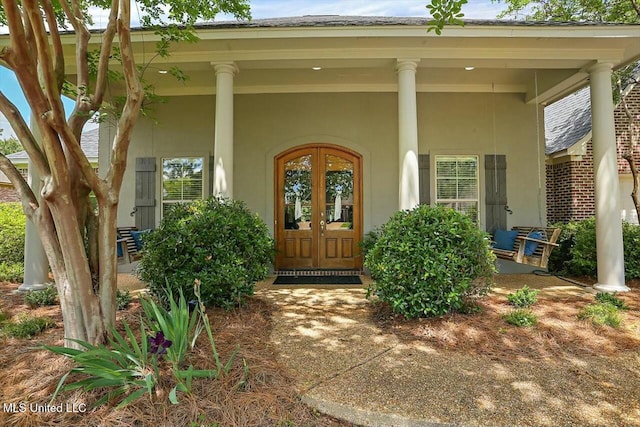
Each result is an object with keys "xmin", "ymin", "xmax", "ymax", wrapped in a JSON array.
[{"xmin": 148, "ymin": 331, "xmax": 172, "ymax": 356}]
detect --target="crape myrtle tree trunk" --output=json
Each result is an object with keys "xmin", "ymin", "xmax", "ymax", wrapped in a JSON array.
[{"xmin": 0, "ymin": 0, "xmax": 249, "ymax": 348}]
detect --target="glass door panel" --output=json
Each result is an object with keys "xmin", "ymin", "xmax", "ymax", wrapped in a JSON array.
[
  {"xmin": 324, "ymin": 154, "xmax": 354, "ymax": 231},
  {"xmin": 284, "ymin": 154, "xmax": 312, "ymax": 231}
]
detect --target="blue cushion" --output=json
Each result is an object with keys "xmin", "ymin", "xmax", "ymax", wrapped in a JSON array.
[
  {"xmin": 493, "ymin": 229, "xmax": 519, "ymax": 251},
  {"xmin": 130, "ymin": 229, "xmax": 150, "ymax": 251},
  {"xmin": 524, "ymin": 231, "xmax": 544, "ymax": 256},
  {"xmin": 116, "ymin": 241, "xmax": 123, "ymax": 257}
]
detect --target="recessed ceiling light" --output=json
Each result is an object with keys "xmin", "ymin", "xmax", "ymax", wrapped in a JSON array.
[
  {"xmin": 158, "ymin": 70, "xmax": 169, "ymax": 74},
  {"xmin": 312, "ymin": 66, "xmax": 322, "ymax": 71},
  {"xmin": 465, "ymin": 66, "xmax": 475, "ymax": 71}
]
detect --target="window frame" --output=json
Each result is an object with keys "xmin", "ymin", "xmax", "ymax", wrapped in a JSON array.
[
  {"xmin": 160, "ymin": 156, "xmax": 205, "ymax": 217},
  {"xmin": 434, "ymin": 155, "xmax": 480, "ymax": 223}
]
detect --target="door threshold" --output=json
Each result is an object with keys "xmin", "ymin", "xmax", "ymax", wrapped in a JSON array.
[{"xmin": 274, "ymin": 269, "xmax": 363, "ymax": 276}]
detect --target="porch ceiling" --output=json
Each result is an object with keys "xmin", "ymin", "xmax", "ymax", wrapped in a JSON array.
[{"xmin": 41, "ymin": 19, "xmax": 640, "ymax": 105}]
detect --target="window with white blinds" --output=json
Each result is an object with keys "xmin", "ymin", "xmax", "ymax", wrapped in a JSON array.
[
  {"xmin": 435, "ymin": 155, "xmax": 479, "ymax": 223},
  {"xmin": 161, "ymin": 157, "xmax": 204, "ymax": 217}
]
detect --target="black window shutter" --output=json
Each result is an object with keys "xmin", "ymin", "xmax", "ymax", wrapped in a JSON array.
[
  {"xmin": 418, "ymin": 154, "xmax": 430, "ymax": 205},
  {"xmin": 485, "ymin": 154, "xmax": 507, "ymax": 234},
  {"xmin": 135, "ymin": 157, "xmax": 156, "ymax": 230}
]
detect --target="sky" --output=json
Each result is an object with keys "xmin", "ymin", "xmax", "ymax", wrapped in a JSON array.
[{"xmin": 0, "ymin": 0, "xmax": 508, "ymax": 139}]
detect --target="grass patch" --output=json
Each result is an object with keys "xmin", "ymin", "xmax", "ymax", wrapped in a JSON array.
[
  {"xmin": 578, "ymin": 302, "xmax": 622, "ymax": 328},
  {"xmin": 0, "ymin": 309, "xmax": 9, "ymax": 324},
  {"xmin": 3, "ymin": 314, "xmax": 55, "ymax": 338},
  {"xmin": 24, "ymin": 285, "xmax": 58, "ymax": 308},
  {"xmin": 594, "ymin": 292, "xmax": 629, "ymax": 310},
  {"xmin": 506, "ymin": 285, "xmax": 539, "ymax": 308},
  {"xmin": 116, "ymin": 289, "xmax": 132, "ymax": 311},
  {"xmin": 503, "ymin": 309, "xmax": 537, "ymax": 327}
]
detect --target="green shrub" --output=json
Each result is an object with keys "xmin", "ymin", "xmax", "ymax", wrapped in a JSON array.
[
  {"xmin": 138, "ymin": 197, "xmax": 274, "ymax": 309},
  {"xmin": 548, "ymin": 219, "xmax": 640, "ymax": 279},
  {"xmin": 358, "ymin": 227, "xmax": 382, "ymax": 257},
  {"xmin": 116, "ymin": 289, "xmax": 132, "ymax": 311},
  {"xmin": 24, "ymin": 285, "xmax": 57, "ymax": 308},
  {"xmin": 547, "ymin": 221, "xmax": 579, "ymax": 274},
  {"xmin": 623, "ymin": 221, "xmax": 640, "ymax": 279},
  {"xmin": 594, "ymin": 292, "xmax": 629, "ymax": 310},
  {"xmin": 3, "ymin": 315, "xmax": 54, "ymax": 338},
  {"xmin": 507, "ymin": 285, "xmax": 539, "ymax": 308},
  {"xmin": 0, "ymin": 202, "xmax": 26, "ymax": 265},
  {"xmin": 566, "ymin": 218, "xmax": 597, "ymax": 277},
  {"xmin": 578, "ymin": 303, "xmax": 622, "ymax": 328},
  {"xmin": 46, "ymin": 288, "xmax": 240, "ymax": 408},
  {"xmin": 0, "ymin": 262, "xmax": 23, "ymax": 283},
  {"xmin": 365, "ymin": 205, "xmax": 495, "ymax": 319},
  {"xmin": 503, "ymin": 309, "xmax": 537, "ymax": 327}
]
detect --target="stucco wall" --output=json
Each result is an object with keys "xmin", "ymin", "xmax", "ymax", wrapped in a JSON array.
[
  {"xmin": 110, "ymin": 91, "xmax": 546, "ymax": 234},
  {"xmin": 418, "ymin": 92, "xmax": 546, "ymax": 229},
  {"xmin": 103, "ymin": 95, "xmax": 216, "ymax": 227}
]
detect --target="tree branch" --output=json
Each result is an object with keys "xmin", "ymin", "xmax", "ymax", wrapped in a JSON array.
[
  {"xmin": 0, "ymin": 91, "xmax": 50, "ymax": 177},
  {"xmin": 57, "ymin": 125, "xmax": 107, "ymax": 199},
  {"xmin": 59, "ymin": 0, "xmax": 93, "ymax": 134},
  {"xmin": 22, "ymin": 0, "xmax": 67, "ymax": 129},
  {"xmin": 92, "ymin": 0, "xmax": 120, "ymax": 108},
  {"xmin": 41, "ymin": 0, "xmax": 65, "ymax": 92},
  {"xmin": 107, "ymin": 0, "xmax": 144, "ymax": 195},
  {"xmin": 3, "ymin": 2, "xmax": 57, "ymax": 131},
  {"xmin": 0, "ymin": 154, "xmax": 38, "ymax": 216},
  {"xmin": 0, "ymin": 1, "xmax": 32, "ymax": 70}
]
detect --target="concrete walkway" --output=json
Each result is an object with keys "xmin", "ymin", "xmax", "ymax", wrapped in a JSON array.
[{"xmin": 256, "ymin": 275, "xmax": 638, "ymax": 427}]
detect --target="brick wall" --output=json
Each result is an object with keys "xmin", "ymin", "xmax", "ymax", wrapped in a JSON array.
[
  {"xmin": 615, "ymin": 84, "xmax": 640, "ymax": 174},
  {"xmin": 547, "ymin": 84, "xmax": 640, "ymax": 223},
  {"xmin": 0, "ymin": 185, "xmax": 20, "ymax": 203},
  {"xmin": 547, "ymin": 144, "xmax": 595, "ymax": 223}
]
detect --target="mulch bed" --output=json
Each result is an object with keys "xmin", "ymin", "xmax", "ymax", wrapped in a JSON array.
[
  {"xmin": 372, "ymin": 279, "xmax": 640, "ymax": 362},
  {"xmin": 0, "ymin": 282, "xmax": 352, "ymax": 427}
]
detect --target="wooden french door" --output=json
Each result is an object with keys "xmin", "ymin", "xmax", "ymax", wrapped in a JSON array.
[{"xmin": 275, "ymin": 145, "xmax": 362, "ymax": 270}]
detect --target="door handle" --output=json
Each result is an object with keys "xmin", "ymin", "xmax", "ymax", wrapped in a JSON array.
[{"xmin": 320, "ymin": 220, "xmax": 325, "ymax": 234}]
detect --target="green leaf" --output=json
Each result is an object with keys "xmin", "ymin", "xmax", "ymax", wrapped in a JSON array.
[
  {"xmin": 49, "ymin": 371, "xmax": 71, "ymax": 404},
  {"xmin": 175, "ymin": 369, "xmax": 218, "ymax": 379},
  {"xmin": 223, "ymin": 345, "xmax": 239, "ymax": 374},
  {"xmin": 169, "ymin": 386, "xmax": 180, "ymax": 405},
  {"xmin": 116, "ymin": 388, "xmax": 148, "ymax": 409},
  {"xmin": 144, "ymin": 373, "xmax": 155, "ymax": 396}
]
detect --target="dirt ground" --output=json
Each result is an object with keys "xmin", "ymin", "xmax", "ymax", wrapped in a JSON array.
[
  {"xmin": 0, "ymin": 278, "xmax": 639, "ymax": 427},
  {"xmin": 263, "ymin": 277, "xmax": 640, "ymax": 427},
  {"xmin": 0, "ymin": 281, "xmax": 350, "ymax": 427}
]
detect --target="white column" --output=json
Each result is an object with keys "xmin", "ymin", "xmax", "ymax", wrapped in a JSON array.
[
  {"xmin": 397, "ymin": 59, "xmax": 420, "ymax": 210},
  {"xmin": 589, "ymin": 62, "xmax": 628, "ymax": 292},
  {"xmin": 212, "ymin": 62, "xmax": 237, "ymax": 198},
  {"xmin": 19, "ymin": 117, "xmax": 49, "ymax": 291}
]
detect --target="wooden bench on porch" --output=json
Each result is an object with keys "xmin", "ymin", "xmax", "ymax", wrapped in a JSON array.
[
  {"xmin": 491, "ymin": 226, "xmax": 561, "ymax": 269},
  {"xmin": 117, "ymin": 226, "xmax": 148, "ymax": 264}
]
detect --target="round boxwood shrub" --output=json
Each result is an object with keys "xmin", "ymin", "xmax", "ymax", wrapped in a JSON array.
[
  {"xmin": 137, "ymin": 197, "xmax": 274, "ymax": 309},
  {"xmin": 365, "ymin": 205, "xmax": 495, "ymax": 318}
]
